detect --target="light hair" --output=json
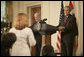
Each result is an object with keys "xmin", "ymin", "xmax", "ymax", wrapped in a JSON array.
[
  {"xmin": 65, "ymin": 6, "xmax": 71, "ymax": 12},
  {"xmin": 14, "ymin": 13, "xmax": 28, "ymax": 30}
]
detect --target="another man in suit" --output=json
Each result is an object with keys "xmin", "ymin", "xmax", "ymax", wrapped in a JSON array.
[
  {"xmin": 58, "ymin": 6, "xmax": 78, "ymax": 56},
  {"xmin": 30, "ymin": 12, "xmax": 42, "ymax": 56}
]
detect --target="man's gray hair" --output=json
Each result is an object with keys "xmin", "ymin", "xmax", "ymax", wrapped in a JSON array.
[
  {"xmin": 65, "ymin": 6, "xmax": 71, "ymax": 12},
  {"xmin": 34, "ymin": 12, "xmax": 41, "ymax": 17}
]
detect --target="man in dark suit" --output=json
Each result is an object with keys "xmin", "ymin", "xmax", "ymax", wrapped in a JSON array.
[
  {"xmin": 58, "ymin": 6, "xmax": 78, "ymax": 56},
  {"xmin": 30, "ymin": 12, "xmax": 42, "ymax": 56}
]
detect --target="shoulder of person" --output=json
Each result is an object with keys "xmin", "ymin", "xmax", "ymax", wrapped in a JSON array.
[
  {"xmin": 68, "ymin": 14, "xmax": 72, "ymax": 18},
  {"xmin": 69, "ymin": 14, "xmax": 76, "ymax": 20},
  {"xmin": 25, "ymin": 27, "xmax": 32, "ymax": 31},
  {"xmin": 69, "ymin": 14, "xmax": 75, "ymax": 18},
  {"xmin": 9, "ymin": 27, "xmax": 15, "ymax": 32}
]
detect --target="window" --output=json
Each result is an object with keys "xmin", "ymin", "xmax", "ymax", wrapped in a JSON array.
[{"xmin": 1, "ymin": 1, "xmax": 6, "ymax": 22}]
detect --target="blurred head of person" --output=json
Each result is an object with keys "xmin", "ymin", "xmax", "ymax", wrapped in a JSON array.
[
  {"xmin": 64, "ymin": 6, "xmax": 71, "ymax": 16},
  {"xmin": 42, "ymin": 45, "xmax": 55, "ymax": 56},
  {"xmin": 1, "ymin": 33, "xmax": 16, "ymax": 49},
  {"xmin": 14, "ymin": 13, "xmax": 28, "ymax": 30},
  {"xmin": 34, "ymin": 12, "xmax": 41, "ymax": 22}
]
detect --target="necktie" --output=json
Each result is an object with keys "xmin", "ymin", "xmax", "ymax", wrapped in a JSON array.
[{"xmin": 64, "ymin": 16, "xmax": 66, "ymax": 24}]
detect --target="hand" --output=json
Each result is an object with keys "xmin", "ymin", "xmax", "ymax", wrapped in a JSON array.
[{"xmin": 59, "ymin": 26, "xmax": 64, "ymax": 31}]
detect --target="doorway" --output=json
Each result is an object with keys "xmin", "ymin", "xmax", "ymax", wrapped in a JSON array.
[
  {"xmin": 31, "ymin": 6, "xmax": 41, "ymax": 25},
  {"xmin": 27, "ymin": 5, "xmax": 41, "ymax": 26}
]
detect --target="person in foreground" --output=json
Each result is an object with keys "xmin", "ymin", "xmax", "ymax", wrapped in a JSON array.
[
  {"xmin": 1, "ymin": 33, "xmax": 16, "ymax": 56},
  {"xmin": 9, "ymin": 13, "xmax": 36, "ymax": 56},
  {"xmin": 42, "ymin": 45, "xmax": 56, "ymax": 56}
]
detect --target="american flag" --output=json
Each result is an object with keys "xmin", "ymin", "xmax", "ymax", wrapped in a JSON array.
[
  {"xmin": 69, "ymin": 1, "xmax": 75, "ymax": 17},
  {"xmin": 56, "ymin": 1, "xmax": 64, "ymax": 53},
  {"xmin": 59, "ymin": 1, "xmax": 64, "ymax": 23}
]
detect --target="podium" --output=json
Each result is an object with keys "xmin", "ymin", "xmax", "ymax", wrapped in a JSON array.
[
  {"xmin": 39, "ymin": 23, "xmax": 58, "ymax": 47},
  {"xmin": 31, "ymin": 19, "xmax": 58, "ymax": 56}
]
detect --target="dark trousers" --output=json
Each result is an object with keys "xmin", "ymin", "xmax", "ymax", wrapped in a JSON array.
[
  {"xmin": 35, "ymin": 44, "xmax": 41, "ymax": 56},
  {"xmin": 61, "ymin": 42, "xmax": 73, "ymax": 56},
  {"xmin": 34, "ymin": 33, "xmax": 42, "ymax": 56}
]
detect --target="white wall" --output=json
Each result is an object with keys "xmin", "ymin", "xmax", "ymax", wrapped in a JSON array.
[{"xmin": 12, "ymin": 1, "xmax": 83, "ymax": 56}]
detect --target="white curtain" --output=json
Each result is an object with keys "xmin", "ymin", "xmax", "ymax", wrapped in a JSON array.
[{"xmin": 74, "ymin": 1, "xmax": 83, "ymax": 56}]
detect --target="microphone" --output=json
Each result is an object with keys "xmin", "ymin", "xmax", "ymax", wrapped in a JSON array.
[
  {"xmin": 40, "ymin": 18, "xmax": 47, "ymax": 23},
  {"xmin": 43, "ymin": 18, "xmax": 47, "ymax": 22}
]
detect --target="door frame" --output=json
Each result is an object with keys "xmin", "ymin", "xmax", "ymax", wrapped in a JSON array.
[{"xmin": 27, "ymin": 4, "xmax": 41, "ymax": 26}]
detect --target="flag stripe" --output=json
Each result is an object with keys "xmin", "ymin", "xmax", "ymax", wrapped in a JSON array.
[
  {"xmin": 57, "ymin": 43, "xmax": 61, "ymax": 52},
  {"xmin": 69, "ymin": 1, "xmax": 74, "ymax": 11},
  {"xmin": 57, "ymin": 35, "xmax": 61, "ymax": 43}
]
